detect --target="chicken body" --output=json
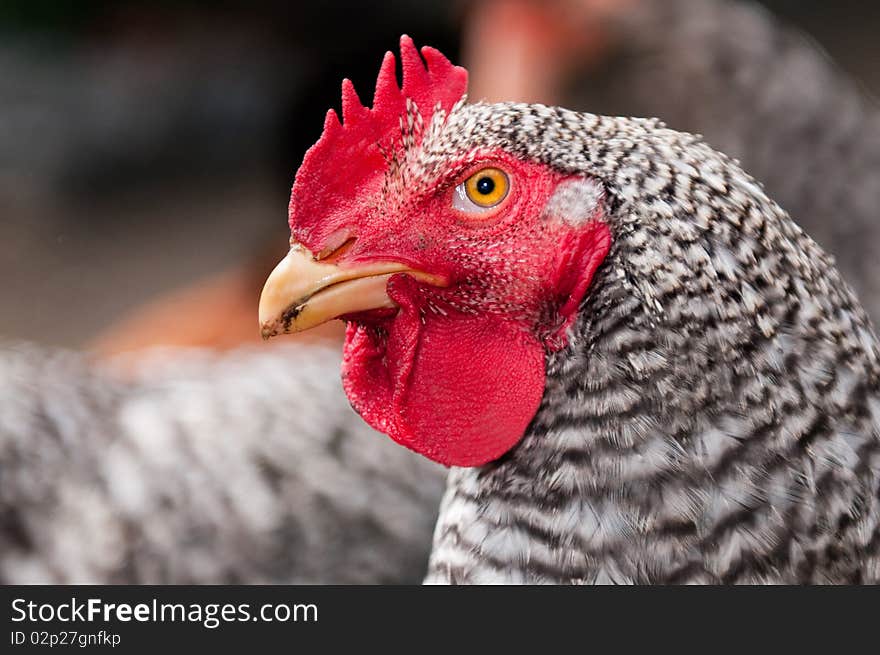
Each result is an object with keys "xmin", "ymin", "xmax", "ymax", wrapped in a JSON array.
[
  {"xmin": 421, "ymin": 103, "xmax": 880, "ymax": 583},
  {"xmin": 0, "ymin": 343, "xmax": 443, "ymax": 583}
]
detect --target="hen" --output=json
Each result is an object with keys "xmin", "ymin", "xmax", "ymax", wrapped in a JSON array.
[
  {"xmin": 0, "ymin": 343, "xmax": 442, "ymax": 583},
  {"xmin": 261, "ymin": 37, "xmax": 880, "ymax": 583}
]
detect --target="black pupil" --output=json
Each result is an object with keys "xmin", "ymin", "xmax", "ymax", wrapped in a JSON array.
[{"xmin": 476, "ymin": 176, "xmax": 495, "ymax": 195}]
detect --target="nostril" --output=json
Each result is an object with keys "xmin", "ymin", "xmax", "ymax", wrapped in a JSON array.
[{"xmin": 315, "ymin": 229, "xmax": 356, "ymax": 262}]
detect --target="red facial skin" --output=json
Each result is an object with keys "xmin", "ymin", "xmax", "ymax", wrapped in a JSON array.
[{"xmin": 291, "ymin": 149, "xmax": 611, "ymax": 466}]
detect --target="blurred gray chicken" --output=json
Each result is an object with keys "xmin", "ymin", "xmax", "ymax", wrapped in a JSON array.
[{"xmin": 0, "ymin": 343, "xmax": 443, "ymax": 583}]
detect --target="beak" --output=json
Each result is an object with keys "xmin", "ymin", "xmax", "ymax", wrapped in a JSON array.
[{"xmin": 259, "ymin": 243, "xmax": 442, "ymax": 339}]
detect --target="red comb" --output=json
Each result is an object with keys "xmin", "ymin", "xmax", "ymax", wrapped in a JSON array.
[{"xmin": 289, "ymin": 36, "xmax": 468, "ymax": 235}]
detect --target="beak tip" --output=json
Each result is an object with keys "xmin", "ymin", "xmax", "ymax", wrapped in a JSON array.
[
  {"xmin": 260, "ymin": 322, "xmax": 279, "ymax": 340},
  {"xmin": 258, "ymin": 242, "xmax": 432, "ymax": 339}
]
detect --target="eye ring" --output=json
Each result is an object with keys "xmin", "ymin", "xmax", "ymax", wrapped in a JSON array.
[{"xmin": 453, "ymin": 167, "xmax": 510, "ymax": 214}]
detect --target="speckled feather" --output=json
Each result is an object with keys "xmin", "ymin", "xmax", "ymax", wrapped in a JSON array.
[
  {"xmin": 0, "ymin": 343, "xmax": 444, "ymax": 583},
  {"xmin": 422, "ymin": 101, "xmax": 880, "ymax": 583}
]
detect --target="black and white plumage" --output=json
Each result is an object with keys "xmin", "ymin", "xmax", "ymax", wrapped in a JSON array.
[
  {"xmin": 420, "ymin": 101, "xmax": 880, "ymax": 583},
  {"xmin": 0, "ymin": 343, "xmax": 443, "ymax": 583}
]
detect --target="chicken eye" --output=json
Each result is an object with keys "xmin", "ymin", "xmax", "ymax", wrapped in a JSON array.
[{"xmin": 454, "ymin": 168, "xmax": 510, "ymax": 213}]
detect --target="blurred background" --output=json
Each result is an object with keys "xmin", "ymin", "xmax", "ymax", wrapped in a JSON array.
[{"xmin": 1, "ymin": 0, "xmax": 878, "ymax": 353}]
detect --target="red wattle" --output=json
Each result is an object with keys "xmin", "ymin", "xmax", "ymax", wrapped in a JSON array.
[{"xmin": 342, "ymin": 279, "xmax": 546, "ymax": 467}]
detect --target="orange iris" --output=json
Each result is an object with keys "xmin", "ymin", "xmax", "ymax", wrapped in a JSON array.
[{"xmin": 464, "ymin": 168, "xmax": 510, "ymax": 208}]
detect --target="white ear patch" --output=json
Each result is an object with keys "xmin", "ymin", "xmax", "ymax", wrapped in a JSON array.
[{"xmin": 542, "ymin": 177, "xmax": 604, "ymax": 226}]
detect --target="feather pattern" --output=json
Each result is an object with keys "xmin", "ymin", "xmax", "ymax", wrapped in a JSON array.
[{"xmin": 0, "ymin": 343, "xmax": 444, "ymax": 583}]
